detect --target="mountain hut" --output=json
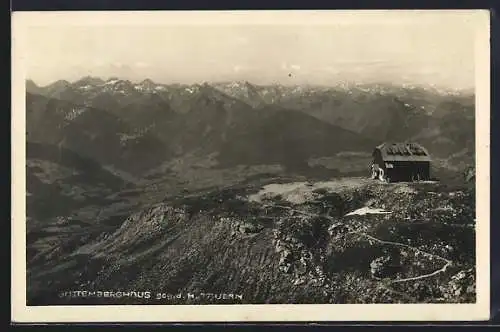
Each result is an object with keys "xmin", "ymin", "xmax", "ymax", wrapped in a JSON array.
[{"xmin": 370, "ymin": 142, "xmax": 431, "ymax": 183}]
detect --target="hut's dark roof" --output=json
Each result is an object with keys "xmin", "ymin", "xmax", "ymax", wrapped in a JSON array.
[{"xmin": 375, "ymin": 142, "xmax": 431, "ymax": 162}]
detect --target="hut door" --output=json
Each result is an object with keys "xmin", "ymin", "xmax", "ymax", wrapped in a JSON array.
[{"xmin": 378, "ymin": 168, "xmax": 385, "ymax": 181}]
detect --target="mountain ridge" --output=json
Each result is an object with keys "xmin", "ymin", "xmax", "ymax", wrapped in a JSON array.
[
  {"xmin": 27, "ymin": 77, "xmax": 475, "ymax": 96},
  {"xmin": 26, "ymin": 76, "xmax": 475, "ymax": 164},
  {"xmin": 26, "ymin": 90, "xmax": 377, "ymax": 175}
]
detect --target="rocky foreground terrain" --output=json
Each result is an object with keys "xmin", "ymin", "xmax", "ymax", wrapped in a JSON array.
[{"xmin": 27, "ymin": 176, "xmax": 475, "ymax": 305}]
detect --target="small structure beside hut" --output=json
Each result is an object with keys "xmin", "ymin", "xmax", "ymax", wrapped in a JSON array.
[{"xmin": 370, "ymin": 142, "xmax": 431, "ymax": 183}]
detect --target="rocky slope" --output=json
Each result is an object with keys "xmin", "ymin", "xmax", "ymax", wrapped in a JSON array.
[
  {"xmin": 26, "ymin": 141, "xmax": 128, "ymax": 221},
  {"xmin": 27, "ymin": 177, "xmax": 475, "ymax": 305},
  {"xmin": 26, "ymin": 92, "xmax": 172, "ymax": 176}
]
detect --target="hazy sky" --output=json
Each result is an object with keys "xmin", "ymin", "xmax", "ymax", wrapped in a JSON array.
[{"xmin": 20, "ymin": 11, "xmax": 483, "ymax": 89}]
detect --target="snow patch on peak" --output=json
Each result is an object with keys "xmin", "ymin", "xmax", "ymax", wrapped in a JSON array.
[
  {"xmin": 105, "ymin": 79, "xmax": 119, "ymax": 85},
  {"xmin": 64, "ymin": 107, "xmax": 87, "ymax": 121},
  {"xmin": 185, "ymin": 87, "xmax": 199, "ymax": 94},
  {"xmin": 78, "ymin": 85, "xmax": 93, "ymax": 91}
]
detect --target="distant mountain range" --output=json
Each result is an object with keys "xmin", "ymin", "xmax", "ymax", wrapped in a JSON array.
[{"xmin": 26, "ymin": 76, "xmax": 475, "ymax": 179}]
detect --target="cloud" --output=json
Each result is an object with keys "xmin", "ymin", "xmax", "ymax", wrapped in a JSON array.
[
  {"xmin": 108, "ymin": 62, "xmax": 128, "ymax": 70},
  {"xmin": 135, "ymin": 62, "xmax": 150, "ymax": 68},
  {"xmin": 92, "ymin": 60, "xmax": 106, "ymax": 67},
  {"xmin": 233, "ymin": 65, "xmax": 253, "ymax": 73},
  {"xmin": 281, "ymin": 62, "xmax": 301, "ymax": 71},
  {"xmin": 323, "ymin": 66, "xmax": 340, "ymax": 74},
  {"xmin": 235, "ymin": 37, "xmax": 248, "ymax": 45}
]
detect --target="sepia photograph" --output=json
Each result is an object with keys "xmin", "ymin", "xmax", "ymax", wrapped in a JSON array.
[{"xmin": 11, "ymin": 10, "xmax": 490, "ymax": 322}]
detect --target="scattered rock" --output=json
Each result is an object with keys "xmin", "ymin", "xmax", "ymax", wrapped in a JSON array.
[
  {"xmin": 278, "ymin": 249, "xmax": 293, "ymax": 269},
  {"xmin": 370, "ymin": 256, "xmax": 390, "ymax": 278},
  {"xmin": 296, "ymin": 257, "xmax": 308, "ymax": 275},
  {"xmin": 442, "ymin": 268, "xmax": 475, "ymax": 300},
  {"xmin": 328, "ymin": 222, "xmax": 348, "ymax": 236},
  {"xmin": 370, "ymin": 255, "xmax": 401, "ymax": 279},
  {"xmin": 238, "ymin": 222, "xmax": 264, "ymax": 234},
  {"xmin": 279, "ymin": 263, "xmax": 292, "ymax": 273},
  {"xmin": 55, "ymin": 216, "xmax": 69, "ymax": 225},
  {"xmin": 222, "ymin": 217, "xmax": 264, "ymax": 235},
  {"xmin": 394, "ymin": 185, "xmax": 417, "ymax": 195},
  {"xmin": 464, "ymin": 166, "xmax": 475, "ymax": 183},
  {"xmin": 293, "ymin": 276, "xmax": 307, "ymax": 286}
]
